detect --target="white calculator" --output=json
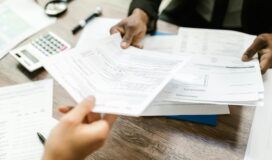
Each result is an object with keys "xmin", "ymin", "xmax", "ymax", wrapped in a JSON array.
[{"xmin": 10, "ymin": 32, "xmax": 71, "ymax": 72}]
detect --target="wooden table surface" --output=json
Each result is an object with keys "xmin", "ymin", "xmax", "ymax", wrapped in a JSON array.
[{"xmin": 0, "ymin": 0, "xmax": 255, "ymax": 160}]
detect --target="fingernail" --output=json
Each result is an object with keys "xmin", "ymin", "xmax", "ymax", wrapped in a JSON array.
[
  {"xmin": 121, "ymin": 42, "xmax": 127, "ymax": 48},
  {"xmin": 242, "ymin": 55, "xmax": 248, "ymax": 61}
]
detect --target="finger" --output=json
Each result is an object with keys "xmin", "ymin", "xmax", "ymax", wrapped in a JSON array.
[
  {"xmin": 82, "ymin": 120, "xmax": 111, "ymax": 145},
  {"xmin": 132, "ymin": 43, "xmax": 143, "ymax": 49},
  {"xmin": 110, "ymin": 21, "xmax": 125, "ymax": 35},
  {"xmin": 65, "ymin": 96, "xmax": 95, "ymax": 122},
  {"xmin": 260, "ymin": 52, "xmax": 272, "ymax": 74},
  {"xmin": 102, "ymin": 114, "xmax": 117, "ymax": 128},
  {"xmin": 121, "ymin": 29, "xmax": 135, "ymax": 49},
  {"xmin": 131, "ymin": 33, "xmax": 144, "ymax": 49},
  {"xmin": 242, "ymin": 36, "xmax": 267, "ymax": 61},
  {"xmin": 110, "ymin": 26, "xmax": 125, "ymax": 35},
  {"xmin": 85, "ymin": 112, "xmax": 101, "ymax": 123},
  {"xmin": 58, "ymin": 106, "xmax": 74, "ymax": 114}
]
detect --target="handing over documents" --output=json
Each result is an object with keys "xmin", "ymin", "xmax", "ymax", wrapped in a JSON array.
[
  {"xmin": 44, "ymin": 34, "xmax": 189, "ymax": 116},
  {"xmin": 44, "ymin": 27, "xmax": 264, "ymax": 116}
]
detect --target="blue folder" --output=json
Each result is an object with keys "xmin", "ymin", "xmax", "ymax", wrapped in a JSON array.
[{"xmin": 151, "ymin": 32, "xmax": 218, "ymax": 126}]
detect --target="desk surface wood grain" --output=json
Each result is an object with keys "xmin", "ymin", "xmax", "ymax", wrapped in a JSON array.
[{"xmin": 0, "ymin": 0, "xmax": 254, "ymax": 160}]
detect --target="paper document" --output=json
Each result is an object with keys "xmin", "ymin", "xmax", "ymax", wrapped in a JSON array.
[
  {"xmin": 76, "ymin": 17, "xmax": 119, "ymax": 47},
  {"xmin": 160, "ymin": 54, "xmax": 264, "ymax": 106},
  {"xmin": 76, "ymin": 19, "xmax": 230, "ymax": 115},
  {"xmin": 0, "ymin": 79, "xmax": 56, "ymax": 160},
  {"xmin": 142, "ymin": 35, "xmax": 177, "ymax": 53},
  {"xmin": 244, "ymin": 70, "xmax": 272, "ymax": 160},
  {"xmin": 174, "ymin": 27, "xmax": 256, "ymax": 57},
  {"xmin": 0, "ymin": 0, "xmax": 55, "ymax": 59},
  {"xmin": 44, "ymin": 34, "xmax": 189, "ymax": 116}
]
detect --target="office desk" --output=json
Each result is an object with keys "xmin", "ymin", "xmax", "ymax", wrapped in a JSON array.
[{"xmin": 0, "ymin": 0, "xmax": 255, "ymax": 159}]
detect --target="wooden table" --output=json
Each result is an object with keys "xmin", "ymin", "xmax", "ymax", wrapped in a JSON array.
[{"xmin": 0, "ymin": 0, "xmax": 255, "ymax": 159}]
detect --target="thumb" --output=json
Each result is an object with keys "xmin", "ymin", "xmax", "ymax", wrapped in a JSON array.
[{"xmin": 65, "ymin": 96, "xmax": 95, "ymax": 122}]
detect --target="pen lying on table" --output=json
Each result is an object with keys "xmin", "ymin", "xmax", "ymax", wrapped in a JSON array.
[
  {"xmin": 37, "ymin": 132, "xmax": 46, "ymax": 145},
  {"xmin": 72, "ymin": 6, "xmax": 102, "ymax": 35}
]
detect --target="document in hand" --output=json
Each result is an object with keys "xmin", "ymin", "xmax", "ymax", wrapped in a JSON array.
[
  {"xmin": 166, "ymin": 27, "xmax": 264, "ymax": 106},
  {"xmin": 160, "ymin": 54, "xmax": 264, "ymax": 106},
  {"xmin": 174, "ymin": 27, "xmax": 256, "ymax": 58},
  {"xmin": 43, "ymin": 34, "xmax": 189, "ymax": 116},
  {"xmin": 56, "ymin": 18, "xmax": 230, "ymax": 116},
  {"xmin": 0, "ymin": 0, "xmax": 55, "ymax": 59}
]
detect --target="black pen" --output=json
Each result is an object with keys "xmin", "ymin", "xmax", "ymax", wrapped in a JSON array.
[
  {"xmin": 37, "ymin": 132, "xmax": 46, "ymax": 145},
  {"xmin": 72, "ymin": 6, "xmax": 102, "ymax": 35}
]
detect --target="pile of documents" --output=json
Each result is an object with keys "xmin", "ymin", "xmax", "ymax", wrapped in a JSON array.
[
  {"xmin": 0, "ymin": 0, "xmax": 55, "ymax": 59},
  {"xmin": 43, "ymin": 22, "xmax": 264, "ymax": 116},
  {"xmin": 0, "ymin": 80, "xmax": 57, "ymax": 160}
]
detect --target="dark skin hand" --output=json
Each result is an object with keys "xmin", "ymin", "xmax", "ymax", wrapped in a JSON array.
[
  {"xmin": 110, "ymin": 8, "xmax": 149, "ymax": 49},
  {"xmin": 242, "ymin": 33, "xmax": 272, "ymax": 74},
  {"xmin": 111, "ymin": 8, "xmax": 272, "ymax": 74}
]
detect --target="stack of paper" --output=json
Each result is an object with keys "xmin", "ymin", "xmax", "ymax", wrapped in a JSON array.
[
  {"xmin": 0, "ymin": 80, "xmax": 57, "ymax": 160},
  {"xmin": 0, "ymin": 0, "xmax": 55, "ymax": 59},
  {"xmin": 165, "ymin": 28, "xmax": 264, "ymax": 106},
  {"xmin": 44, "ymin": 34, "xmax": 191, "ymax": 116},
  {"xmin": 43, "ymin": 34, "xmax": 228, "ymax": 116},
  {"xmin": 244, "ymin": 70, "xmax": 272, "ymax": 160},
  {"xmin": 43, "ymin": 18, "xmax": 263, "ymax": 116}
]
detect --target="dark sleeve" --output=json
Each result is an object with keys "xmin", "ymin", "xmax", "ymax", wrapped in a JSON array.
[{"xmin": 128, "ymin": 0, "xmax": 162, "ymax": 33}]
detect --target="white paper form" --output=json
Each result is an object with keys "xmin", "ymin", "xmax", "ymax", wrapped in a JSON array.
[
  {"xmin": 44, "ymin": 34, "xmax": 189, "ymax": 116},
  {"xmin": 140, "ymin": 35, "xmax": 230, "ymax": 115},
  {"xmin": 174, "ymin": 27, "xmax": 256, "ymax": 58},
  {"xmin": 142, "ymin": 35, "xmax": 177, "ymax": 53},
  {"xmin": 160, "ymin": 54, "xmax": 264, "ymax": 106},
  {"xmin": 76, "ymin": 18, "xmax": 230, "ymax": 115},
  {"xmin": 0, "ymin": 79, "xmax": 53, "ymax": 116},
  {"xmin": 244, "ymin": 70, "xmax": 272, "ymax": 160},
  {"xmin": 0, "ymin": 0, "xmax": 55, "ymax": 59},
  {"xmin": 76, "ymin": 17, "xmax": 120, "ymax": 48},
  {"xmin": 0, "ymin": 79, "xmax": 56, "ymax": 160},
  {"xmin": 6, "ymin": 116, "xmax": 57, "ymax": 160}
]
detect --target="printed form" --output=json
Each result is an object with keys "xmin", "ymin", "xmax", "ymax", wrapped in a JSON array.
[
  {"xmin": 160, "ymin": 54, "xmax": 264, "ymax": 106},
  {"xmin": 166, "ymin": 27, "xmax": 264, "ymax": 106},
  {"xmin": 0, "ymin": 79, "xmax": 57, "ymax": 160},
  {"xmin": 0, "ymin": 0, "xmax": 55, "ymax": 58},
  {"xmin": 174, "ymin": 27, "xmax": 256, "ymax": 57},
  {"xmin": 44, "ymin": 34, "xmax": 189, "ymax": 116}
]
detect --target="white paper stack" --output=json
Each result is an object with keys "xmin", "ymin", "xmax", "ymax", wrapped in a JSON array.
[
  {"xmin": 165, "ymin": 28, "xmax": 264, "ymax": 107},
  {"xmin": 0, "ymin": 0, "xmax": 56, "ymax": 59},
  {"xmin": 43, "ymin": 18, "xmax": 264, "ymax": 117},
  {"xmin": 0, "ymin": 80, "xmax": 57, "ymax": 160}
]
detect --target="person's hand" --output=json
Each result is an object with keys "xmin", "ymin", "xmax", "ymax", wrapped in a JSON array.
[
  {"xmin": 242, "ymin": 33, "xmax": 272, "ymax": 74},
  {"xmin": 43, "ymin": 96, "xmax": 116, "ymax": 160},
  {"xmin": 110, "ymin": 8, "xmax": 149, "ymax": 49}
]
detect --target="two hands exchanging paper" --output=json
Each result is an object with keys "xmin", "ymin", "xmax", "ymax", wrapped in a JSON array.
[
  {"xmin": 110, "ymin": 9, "xmax": 272, "ymax": 74},
  {"xmin": 43, "ymin": 8, "xmax": 272, "ymax": 160}
]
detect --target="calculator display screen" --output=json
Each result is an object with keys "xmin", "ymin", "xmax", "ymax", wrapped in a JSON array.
[{"xmin": 22, "ymin": 50, "xmax": 39, "ymax": 63}]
